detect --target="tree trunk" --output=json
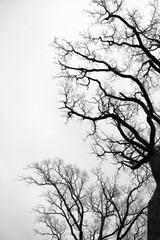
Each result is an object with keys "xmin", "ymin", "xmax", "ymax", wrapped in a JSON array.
[{"xmin": 148, "ymin": 154, "xmax": 160, "ymax": 240}]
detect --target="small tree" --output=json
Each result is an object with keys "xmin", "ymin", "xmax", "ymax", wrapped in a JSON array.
[
  {"xmin": 52, "ymin": 0, "xmax": 160, "ymax": 238},
  {"xmin": 22, "ymin": 159, "xmax": 148, "ymax": 240}
]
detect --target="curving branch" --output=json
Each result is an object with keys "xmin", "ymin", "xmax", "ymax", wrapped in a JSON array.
[{"xmin": 53, "ymin": 0, "xmax": 160, "ymax": 169}]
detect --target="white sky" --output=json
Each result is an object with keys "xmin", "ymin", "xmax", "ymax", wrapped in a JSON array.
[
  {"xmin": 0, "ymin": 0, "xmax": 148, "ymax": 240},
  {"xmin": 0, "ymin": 1, "xmax": 92, "ymax": 239}
]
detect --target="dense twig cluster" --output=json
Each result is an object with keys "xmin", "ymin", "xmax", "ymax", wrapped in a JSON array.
[
  {"xmin": 52, "ymin": 0, "xmax": 160, "ymax": 170},
  {"xmin": 22, "ymin": 159, "xmax": 148, "ymax": 240}
]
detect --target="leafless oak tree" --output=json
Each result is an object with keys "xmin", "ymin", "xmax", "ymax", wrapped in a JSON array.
[
  {"xmin": 52, "ymin": 0, "xmax": 160, "ymax": 239},
  {"xmin": 22, "ymin": 159, "xmax": 148, "ymax": 240}
]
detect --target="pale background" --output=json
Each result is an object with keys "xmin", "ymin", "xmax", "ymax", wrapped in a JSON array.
[{"xmin": 0, "ymin": 0, "xmax": 147, "ymax": 239}]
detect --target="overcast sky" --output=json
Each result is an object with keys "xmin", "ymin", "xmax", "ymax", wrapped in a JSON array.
[
  {"xmin": 0, "ymin": 1, "xmax": 92, "ymax": 239},
  {"xmin": 0, "ymin": 0, "xmax": 147, "ymax": 239}
]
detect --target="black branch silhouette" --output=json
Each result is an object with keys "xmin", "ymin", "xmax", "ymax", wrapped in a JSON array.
[
  {"xmin": 52, "ymin": 0, "xmax": 160, "ymax": 170},
  {"xmin": 52, "ymin": 0, "xmax": 160, "ymax": 238},
  {"xmin": 21, "ymin": 159, "xmax": 148, "ymax": 240}
]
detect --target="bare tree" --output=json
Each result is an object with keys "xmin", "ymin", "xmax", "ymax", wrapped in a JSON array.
[
  {"xmin": 52, "ymin": 0, "xmax": 160, "ymax": 238},
  {"xmin": 22, "ymin": 159, "xmax": 148, "ymax": 240}
]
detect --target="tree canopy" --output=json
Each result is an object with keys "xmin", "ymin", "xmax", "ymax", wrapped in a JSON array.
[
  {"xmin": 22, "ymin": 159, "xmax": 148, "ymax": 240},
  {"xmin": 53, "ymin": 0, "xmax": 160, "ymax": 170},
  {"xmin": 51, "ymin": 1, "xmax": 160, "ymax": 238}
]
